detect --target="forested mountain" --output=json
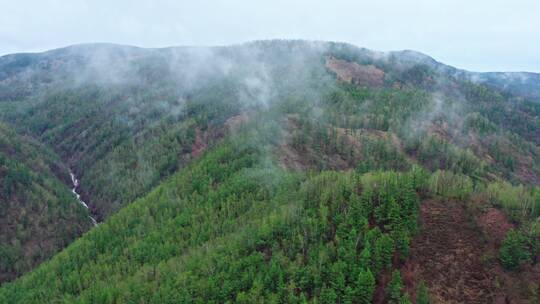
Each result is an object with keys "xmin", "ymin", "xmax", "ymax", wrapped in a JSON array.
[
  {"xmin": 0, "ymin": 123, "xmax": 92, "ymax": 282},
  {"xmin": 468, "ymin": 72, "xmax": 540, "ymax": 103},
  {"xmin": 0, "ymin": 40, "xmax": 538, "ymax": 303}
]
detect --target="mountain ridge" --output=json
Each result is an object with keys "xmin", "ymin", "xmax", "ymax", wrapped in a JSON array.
[
  {"xmin": 0, "ymin": 39, "xmax": 538, "ymax": 302},
  {"xmin": 2, "ymin": 40, "xmax": 539, "ymax": 103}
]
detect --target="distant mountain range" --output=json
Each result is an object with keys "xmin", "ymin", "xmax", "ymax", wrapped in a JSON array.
[{"xmin": 1, "ymin": 42, "xmax": 540, "ymax": 102}]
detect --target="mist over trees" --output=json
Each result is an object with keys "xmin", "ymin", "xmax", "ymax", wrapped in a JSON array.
[{"xmin": 0, "ymin": 40, "xmax": 539, "ymax": 302}]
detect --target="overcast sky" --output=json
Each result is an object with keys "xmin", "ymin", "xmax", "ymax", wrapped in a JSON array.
[{"xmin": 1, "ymin": 0, "xmax": 539, "ymax": 72}]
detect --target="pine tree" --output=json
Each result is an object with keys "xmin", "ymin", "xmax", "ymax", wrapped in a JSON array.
[
  {"xmin": 342, "ymin": 228, "xmax": 359, "ymax": 267},
  {"xmin": 330, "ymin": 261, "xmax": 346, "ymax": 299},
  {"xmin": 359, "ymin": 187, "xmax": 374, "ymax": 218},
  {"xmin": 385, "ymin": 197, "xmax": 401, "ymax": 231},
  {"xmin": 392, "ymin": 229, "xmax": 410, "ymax": 261},
  {"xmin": 356, "ymin": 268, "xmax": 375, "ymax": 304},
  {"xmin": 401, "ymin": 180, "xmax": 419, "ymax": 217},
  {"xmin": 374, "ymin": 233, "xmax": 394, "ymax": 273},
  {"xmin": 400, "ymin": 294, "xmax": 412, "ymax": 304},
  {"xmin": 299, "ymin": 292, "xmax": 308, "ymax": 304},
  {"xmin": 343, "ymin": 286, "xmax": 354, "ymax": 304},
  {"xmin": 349, "ymin": 193, "xmax": 369, "ymax": 233},
  {"xmin": 500, "ymin": 229, "xmax": 532, "ymax": 269},
  {"xmin": 359, "ymin": 241, "xmax": 372, "ymax": 270},
  {"xmin": 374, "ymin": 189, "xmax": 389, "ymax": 223},
  {"xmin": 320, "ymin": 286, "xmax": 337, "ymax": 304},
  {"xmin": 387, "ymin": 270, "xmax": 404, "ymax": 304},
  {"xmin": 408, "ymin": 164, "xmax": 428, "ymax": 191},
  {"xmin": 365, "ymin": 227, "xmax": 382, "ymax": 246},
  {"xmin": 416, "ymin": 281, "xmax": 430, "ymax": 304}
]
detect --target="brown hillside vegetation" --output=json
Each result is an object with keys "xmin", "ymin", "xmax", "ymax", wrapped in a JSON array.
[
  {"xmin": 402, "ymin": 199, "xmax": 504, "ymax": 303},
  {"xmin": 401, "ymin": 199, "xmax": 540, "ymax": 303},
  {"xmin": 326, "ymin": 56, "xmax": 385, "ymax": 87}
]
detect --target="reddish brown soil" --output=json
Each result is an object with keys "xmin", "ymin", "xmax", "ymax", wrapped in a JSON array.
[
  {"xmin": 325, "ymin": 56, "xmax": 385, "ymax": 87},
  {"xmin": 191, "ymin": 128, "xmax": 207, "ymax": 157},
  {"xmin": 277, "ymin": 116, "xmax": 409, "ymax": 171},
  {"xmin": 477, "ymin": 207, "xmax": 514, "ymax": 244},
  {"xmin": 224, "ymin": 113, "xmax": 249, "ymax": 132},
  {"xmin": 401, "ymin": 199, "xmax": 506, "ymax": 303},
  {"xmin": 373, "ymin": 270, "xmax": 393, "ymax": 304}
]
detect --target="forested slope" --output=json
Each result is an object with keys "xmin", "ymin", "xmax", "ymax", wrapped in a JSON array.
[
  {"xmin": 0, "ymin": 123, "xmax": 92, "ymax": 283},
  {"xmin": 0, "ymin": 40, "xmax": 538, "ymax": 301},
  {"xmin": 1, "ymin": 117, "xmax": 538, "ymax": 303}
]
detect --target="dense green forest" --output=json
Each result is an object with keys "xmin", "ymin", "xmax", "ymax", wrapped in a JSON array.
[
  {"xmin": 0, "ymin": 40, "xmax": 539, "ymax": 302},
  {"xmin": 0, "ymin": 123, "xmax": 92, "ymax": 282},
  {"xmin": 1, "ymin": 120, "xmax": 538, "ymax": 303},
  {"xmin": 0, "ymin": 130, "xmax": 423, "ymax": 303}
]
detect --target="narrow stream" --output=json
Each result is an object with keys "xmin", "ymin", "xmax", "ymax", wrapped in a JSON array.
[{"xmin": 69, "ymin": 170, "xmax": 98, "ymax": 227}]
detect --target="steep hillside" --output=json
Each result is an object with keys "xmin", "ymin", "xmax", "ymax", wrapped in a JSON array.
[
  {"xmin": 0, "ymin": 40, "xmax": 539, "ymax": 301},
  {"xmin": 1, "ymin": 121, "xmax": 538, "ymax": 303},
  {"xmin": 380, "ymin": 49, "xmax": 540, "ymax": 103},
  {"xmin": 0, "ymin": 41, "xmax": 337, "ymax": 219},
  {"xmin": 0, "ymin": 123, "xmax": 92, "ymax": 283},
  {"xmin": 469, "ymin": 72, "xmax": 540, "ymax": 103}
]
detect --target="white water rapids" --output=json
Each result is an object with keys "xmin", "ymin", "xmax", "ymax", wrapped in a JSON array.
[{"xmin": 69, "ymin": 170, "xmax": 98, "ymax": 226}]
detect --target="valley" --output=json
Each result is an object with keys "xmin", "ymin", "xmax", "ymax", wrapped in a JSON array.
[
  {"xmin": 0, "ymin": 40, "xmax": 538, "ymax": 303},
  {"xmin": 69, "ymin": 170, "xmax": 98, "ymax": 226}
]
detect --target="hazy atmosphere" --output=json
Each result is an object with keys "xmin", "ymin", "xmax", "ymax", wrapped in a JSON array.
[
  {"xmin": 1, "ymin": 0, "xmax": 539, "ymax": 72},
  {"xmin": 1, "ymin": 1, "xmax": 539, "ymax": 303}
]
